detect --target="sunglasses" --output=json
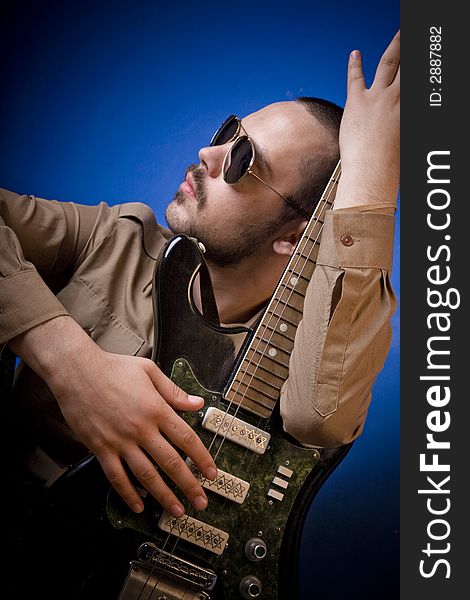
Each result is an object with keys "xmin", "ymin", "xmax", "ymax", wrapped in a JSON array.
[{"xmin": 210, "ymin": 115, "xmax": 310, "ymax": 219}]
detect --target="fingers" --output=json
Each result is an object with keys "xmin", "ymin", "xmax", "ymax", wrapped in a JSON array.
[
  {"xmin": 98, "ymin": 453, "xmax": 155, "ymax": 515},
  {"xmin": 100, "ymin": 439, "xmax": 209, "ymax": 518},
  {"xmin": 101, "ymin": 358, "xmax": 217, "ymax": 516},
  {"xmin": 144, "ymin": 435, "xmax": 210, "ymax": 511},
  {"xmin": 143, "ymin": 359, "xmax": 204, "ymax": 411},
  {"xmin": 142, "ymin": 360, "xmax": 216, "ymax": 479},
  {"xmin": 373, "ymin": 30, "xmax": 400, "ymax": 88},
  {"xmin": 347, "ymin": 49, "xmax": 366, "ymax": 95},
  {"xmin": 160, "ymin": 410, "xmax": 218, "ymax": 480}
]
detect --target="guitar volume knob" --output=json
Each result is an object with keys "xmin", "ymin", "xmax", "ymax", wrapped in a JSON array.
[
  {"xmin": 245, "ymin": 537, "xmax": 267, "ymax": 562},
  {"xmin": 239, "ymin": 575, "xmax": 262, "ymax": 598}
]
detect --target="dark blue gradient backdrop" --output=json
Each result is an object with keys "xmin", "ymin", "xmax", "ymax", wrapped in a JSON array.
[{"xmin": 0, "ymin": 1, "xmax": 399, "ymax": 598}]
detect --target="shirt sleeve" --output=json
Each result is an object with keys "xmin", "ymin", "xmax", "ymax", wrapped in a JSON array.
[
  {"xmin": 0, "ymin": 188, "xmax": 118, "ymax": 346},
  {"xmin": 279, "ymin": 207, "xmax": 397, "ymax": 447}
]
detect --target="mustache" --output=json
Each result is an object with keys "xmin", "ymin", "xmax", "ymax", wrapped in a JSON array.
[{"xmin": 185, "ymin": 164, "xmax": 206, "ymax": 203}]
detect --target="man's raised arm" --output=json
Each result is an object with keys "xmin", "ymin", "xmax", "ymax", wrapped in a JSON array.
[{"xmin": 281, "ymin": 32, "xmax": 400, "ymax": 446}]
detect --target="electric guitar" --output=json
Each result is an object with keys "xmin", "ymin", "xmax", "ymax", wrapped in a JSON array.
[{"xmin": 14, "ymin": 160, "xmax": 353, "ymax": 599}]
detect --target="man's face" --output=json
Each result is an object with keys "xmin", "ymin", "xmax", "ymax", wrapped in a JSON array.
[{"xmin": 165, "ymin": 101, "xmax": 332, "ymax": 267}]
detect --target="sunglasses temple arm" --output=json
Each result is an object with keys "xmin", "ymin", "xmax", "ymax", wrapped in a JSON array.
[{"xmin": 248, "ymin": 170, "xmax": 310, "ymax": 220}]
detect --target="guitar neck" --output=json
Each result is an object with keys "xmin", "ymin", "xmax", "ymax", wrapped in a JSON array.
[{"xmin": 224, "ymin": 160, "xmax": 342, "ymax": 418}]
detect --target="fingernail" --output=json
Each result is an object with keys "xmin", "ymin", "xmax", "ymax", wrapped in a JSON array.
[
  {"xmin": 188, "ymin": 395, "xmax": 203, "ymax": 404},
  {"xmin": 205, "ymin": 466, "xmax": 218, "ymax": 480},
  {"xmin": 133, "ymin": 503, "xmax": 144, "ymax": 513},
  {"xmin": 193, "ymin": 495, "xmax": 208, "ymax": 511},
  {"xmin": 170, "ymin": 503, "xmax": 185, "ymax": 517},
  {"xmin": 351, "ymin": 50, "xmax": 361, "ymax": 59}
]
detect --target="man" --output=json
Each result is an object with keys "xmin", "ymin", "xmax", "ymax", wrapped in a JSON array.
[{"xmin": 1, "ymin": 31, "xmax": 399, "ymax": 526}]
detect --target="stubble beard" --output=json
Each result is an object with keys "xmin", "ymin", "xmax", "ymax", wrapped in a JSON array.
[{"xmin": 165, "ymin": 165, "xmax": 282, "ymax": 268}]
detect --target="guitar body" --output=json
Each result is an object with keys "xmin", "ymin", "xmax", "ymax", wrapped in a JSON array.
[{"xmin": 17, "ymin": 226, "xmax": 350, "ymax": 598}]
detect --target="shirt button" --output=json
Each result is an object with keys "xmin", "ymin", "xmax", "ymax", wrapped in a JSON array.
[{"xmin": 340, "ymin": 234, "xmax": 354, "ymax": 247}]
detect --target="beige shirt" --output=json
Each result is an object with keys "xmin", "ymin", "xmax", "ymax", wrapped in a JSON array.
[{"xmin": 0, "ymin": 188, "xmax": 397, "ymax": 460}]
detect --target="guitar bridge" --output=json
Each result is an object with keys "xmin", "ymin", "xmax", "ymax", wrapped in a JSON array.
[{"xmin": 118, "ymin": 560, "xmax": 211, "ymax": 600}]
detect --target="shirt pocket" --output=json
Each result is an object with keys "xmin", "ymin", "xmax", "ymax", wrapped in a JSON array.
[{"xmin": 56, "ymin": 278, "xmax": 144, "ymax": 356}]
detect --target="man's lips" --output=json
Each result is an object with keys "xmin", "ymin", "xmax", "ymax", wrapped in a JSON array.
[{"xmin": 180, "ymin": 172, "xmax": 197, "ymax": 199}]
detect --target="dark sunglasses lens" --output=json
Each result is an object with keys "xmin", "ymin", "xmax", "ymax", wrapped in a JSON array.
[
  {"xmin": 210, "ymin": 115, "xmax": 239, "ymax": 146},
  {"xmin": 224, "ymin": 137, "xmax": 253, "ymax": 183}
]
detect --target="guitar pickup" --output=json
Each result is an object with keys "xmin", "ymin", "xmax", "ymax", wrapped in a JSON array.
[
  {"xmin": 158, "ymin": 511, "xmax": 229, "ymax": 556},
  {"xmin": 186, "ymin": 458, "xmax": 250, "ymax": 504},
  {"xmin": 202, "ymin": 407, "xmax": 270, "ymax": 455}
]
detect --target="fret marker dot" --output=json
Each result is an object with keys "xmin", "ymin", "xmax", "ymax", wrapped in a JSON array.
[
  {"xmin": 268, "ymin": 348, "xmax": 277, "ymax": 357},
  {"xmin": 290, "ymin": 277, "xmax": 299, "ymax": 286},
  {"xmin": 279, "ymin": 323, "xmax": 288, "ymax": 332}
]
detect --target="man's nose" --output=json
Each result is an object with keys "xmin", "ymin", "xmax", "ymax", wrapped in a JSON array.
[{"xmin": 198, "ymin": 144, "xmax": 227, "ymax": 178}]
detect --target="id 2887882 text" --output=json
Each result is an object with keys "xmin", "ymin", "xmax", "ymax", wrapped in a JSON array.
[{"xmin": 429, "ymin": 26, "xmax": 443, "ymax": 108}]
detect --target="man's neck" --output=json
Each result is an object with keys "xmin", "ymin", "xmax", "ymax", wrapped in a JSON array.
[{"xmin": 200, "ymin": 253, "xmax": 287, "ymax": 325}]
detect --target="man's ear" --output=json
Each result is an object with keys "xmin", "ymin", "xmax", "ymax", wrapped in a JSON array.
[{"xmin": 272, "ymin": 219, "xmax": 308, "ymax": 256}]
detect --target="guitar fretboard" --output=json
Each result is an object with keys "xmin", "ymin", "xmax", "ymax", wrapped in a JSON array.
[{"xmin": 225, "ymin": 161, "xmax": 341, "ymax": 418}]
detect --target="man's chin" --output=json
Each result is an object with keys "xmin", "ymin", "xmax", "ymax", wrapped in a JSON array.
[{"xmin": 165, "ymin": 195, "xmax": 190, "ymax": 234}]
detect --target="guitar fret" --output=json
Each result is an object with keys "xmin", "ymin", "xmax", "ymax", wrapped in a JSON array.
[
  {"xmin": 298, "ymin": 237, "xmax": 320, "ymax": 249},
  {"xmin": 230, "ymin": 379, "xmax": 279, "ymax": 402},
  {"xmin": 235, "ymin": 397, "xmax": 273, "ymax": 418},
  {"xmin": 227, "ymin": 387, "xmax": 279, "ymax": 410},
  {"xmin": 235, "ymin": 368, "xmax": 284, "ymax": 391},
  {"xmin": 226, "ymin": 386, "xmax": 277, "ymax": 409},
  {"xmin": 308, "ymin": 217, "xmax": 324, "ymax": 225},
  {"xmin": 237, "ymin": 360, "xmax": 288, "ymax": 386},
  {"xmin": 246, "ymin": 346, "xmax": 290, "ymax": 369},
  {"xmin": 265, "ymin": 309, "xmax": 300, "ymax": 328},
  {"xmin": 284, "ymin": 271, "xmax": 310, "ymax": 283},
  {"xmin": 307, "ymin": 227, "xmax": 323, "ymax": 238},
  {"xmin": 294, "ymin": 251, "xmax": 317, "ymax": 263},
  {"xmin": 240, "ymin": 357, "xmax": 289, "ymax": 382},
  {"xmin": 277, "ymin": 287, "xmax": 306, "ymax": 301},
  {"xmin": 270, "ymin": 296, "xmax": 304, "ymax": 313},
  {"xmin": 294, "ymin": 251, "xmax": 319, "ymax": 267},
  {"xmin": 226, "ymin": 382, "xmax": 276, "ymax": 406},
  {"xmin": 223, "ymin": 160, "xmax": 341, "ymax": 420},
  {"xmin": 257, "ymin": 322, "xmax": 296, "ymax": 343},
  {"xmin": 279, "ymin": 277, "xmax": 309, "ymax": 292},
  {"xmin": 293, "ymin": 240, "xmax": 320, "ymax": 255},
  {"xmin": 293, "ymin": 238, "xmax": 320, "ymax": 253},
  {"xmin": 253, "ymin": 334, "xmax": 294, "ymax": 355}
]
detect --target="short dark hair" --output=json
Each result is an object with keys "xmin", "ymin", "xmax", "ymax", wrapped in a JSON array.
[{"xmin": 281, "ymin": 96, "xmax": 343, "ymax": 223}]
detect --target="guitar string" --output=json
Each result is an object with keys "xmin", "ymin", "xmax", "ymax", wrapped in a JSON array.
[
  {"xmin": 201, "ymin": 204, "xmax": 331, "ymax": 527},
  {"xmin": 205, "ymin": 213, "xmax": 331, "ymax": 531},
  {"xmin": 141, "ymin": 165, "xmax": 339, "ymax": 600},
  {"xmin": 204, "ymin": 165, "xmax": 339, "ymax": 519},
  {"xmin": 142, "ymin": 164, "xmax": 339, "ymax": 599},
  {"xmin": 134, "ymin": 528, "xmax": 175, "ymax": 600},
  {"xmin": 195, "ymin": 169, "xmax": 340, "ymax": 594},
  {"xmin": 209, "ymin": 162, "xmax": 340, "ymax": 461},
  {"xmin": 203, "ymin": 166, "xmax": 338, "ymax": 532},
  {"xmin": 213, "ymin": 212, "xmax": 328, "ymax": 455},
  {"xmin": 191, "ymin": 169, "xmax": 339, "ymax": 591},
  {"xmin": 139, "ymin": 162, "xmax": 340, "ymax": 599}
]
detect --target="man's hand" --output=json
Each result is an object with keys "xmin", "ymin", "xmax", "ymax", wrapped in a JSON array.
[
  {"xmin": 334, "ymin": 31, "xmax": 400, "ymax": 210},
  {"xmin": 10, "ymin": 316, "xmax": 217, "ymax": 516}
]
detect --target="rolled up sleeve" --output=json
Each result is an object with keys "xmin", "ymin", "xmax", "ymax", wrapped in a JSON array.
[{"xmin": 280, "ymin": 209, "xmax": 397, "ymax": 447}]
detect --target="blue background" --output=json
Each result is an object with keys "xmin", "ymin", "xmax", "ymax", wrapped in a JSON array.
[{"xmin": 0, "ymin": 1, "xmax": 400, "ymax": 597}]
